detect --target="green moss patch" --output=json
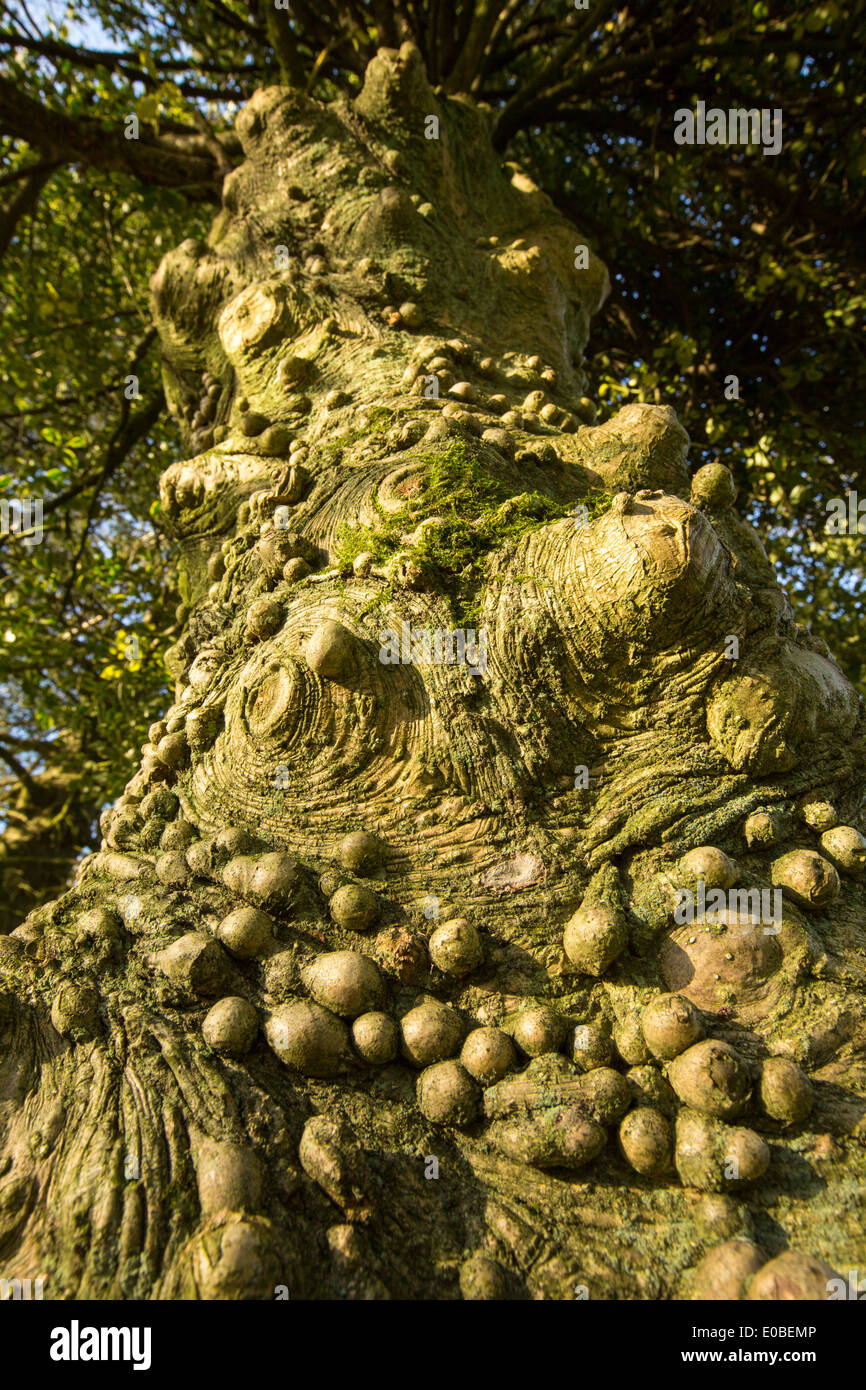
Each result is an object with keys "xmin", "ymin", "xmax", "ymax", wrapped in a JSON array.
[{"xmin": 336, "ymin": 439, "xmax": 610, "ymax": 623}]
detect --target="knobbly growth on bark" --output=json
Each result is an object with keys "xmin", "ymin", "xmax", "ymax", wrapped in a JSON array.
[{"xmin": 1, "ymin": 44, "xmax": 864, "ymax": 1302}]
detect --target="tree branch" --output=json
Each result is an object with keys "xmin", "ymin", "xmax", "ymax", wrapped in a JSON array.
[
  {"xmin": 0, "ymin": 154, "xmax": 63, "ymax": 189},
  {"xmin": 0, "ymin": 158, "xmax": 55, "ymax": 257},
  {"xmin": 492, "ymin": 0, "xmax": 617, "ymax": 143},
  {"xmin": 56, "ymin": 386, "xmax": 165, "ymax": 613},
  {"xmin": 0, "ymin": 77, "xmax": 221, "ymax": 197},
  {"xmin": 256, "ymin": 0, "xmax": 307, "ymax": 85},
  {"xmin": 205, "ymin": 0, "xmax": 268, "ymax": 41},
  {"xmin": 0, "ymin": 742, "xmax": 41, "ymax": 800}
]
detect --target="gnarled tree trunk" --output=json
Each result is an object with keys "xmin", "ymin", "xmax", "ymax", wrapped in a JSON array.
[{"xmin": 2, "ymin": 45, "xmax": 864, "ymax": 1301}]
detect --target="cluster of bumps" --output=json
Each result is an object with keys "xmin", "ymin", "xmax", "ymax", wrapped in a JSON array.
[
  {"xmin": 65, "ymin": 750, "xmax": 864, "ymax": 1171},
  {"xmin": 4, "ymin": 735, "xmax": 860, "ymax": 1297}
]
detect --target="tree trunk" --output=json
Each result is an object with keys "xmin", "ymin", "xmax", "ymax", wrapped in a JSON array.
[{"xmin": 2, "ymin": 44, "xmax": 864, "ymax": 1302}]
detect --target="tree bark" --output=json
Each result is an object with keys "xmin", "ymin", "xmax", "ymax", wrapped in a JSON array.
[{"xmin": 1, "ymin": 43, "xmax": 864, "ymax": 1302}]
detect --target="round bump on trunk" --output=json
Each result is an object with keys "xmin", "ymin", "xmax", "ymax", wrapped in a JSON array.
[
  {"xmin": 51, "ymin": 983, "xmax": 101, "ymax": 1040},
  {"xmin": 265, "ymin": 1000, "xmax": 353, "ymax": 1076},
  {"xmin": 798, "ymin": 799, "xmax": 837, "ymax": 832},
  {"xmin": 160, "ymin": 819, "xmax": 198, "ymax": 852},
  {"xmin": 352, "ymin": 1011, "xmax": 398, "ymax": 1064},
  {"xmin": 256, "ymin": 529, "xmax": 315, "ymax": 577},
  {"xmin": 319, "ymin": 869, "xmax": 345, "ymax": 899},
  {"xmin": 302, "ymin": 950, "xmax": 385, "ymax": 1018},
  {"xmin": 618, "ymin": 1106, "xmax": 672, "ymax": 1177},
  {"xmin": 460, "ymin": 1027, "xmax": 516, "ymax": 1084},
  {"xmin": 743, "ymin": 808, "xmax": 786, "ymax": 850},
  {"xmin": 156, "ymin": 851, "xmax": 192, "ymax": 888},
  {"xmin": 338, "ymin": 830, "xmax": 385, "ymax": 873},
  {"xmin": 156, "ymin": 731, "xmax": 190, "ymax": 770},
  {"xmin": 283, "ymin": 557, "xmax": 311, "ymax": 584},
  {"xmin": 352, "ymin": 551, "xmax": 375, "ymax": 577},
  {"xmin": 691, "ymin": 462, "xmax": 737, "ymax": 510},
  {"xmin": 488, "ymin": 1106, "xmax": 606, "ymax": 1170},
  {"xmin": 759, "ymin": 1056, "xmax": 813, "ymax": 1125},
  {"xmin": 660, "ymin": 912, "xmax": 783, "ymax": 1021},
  {"xmin": 668, "ymin": 1040, "xmax": 752, "ymax": 1118},
  {"xmin": 819, "ymin": 825, "xmax": 866, "ymax": 877},
  {"xmin": 305, "ymin": 619, "xmax": 364, "ymax": 683},
  {"xmin": 747, "ymin": 1251, "xmax": 840, "ymax": 1301},
  {"xmin": 375, "ymin": 925, "xmax": 428, "ymax": 982},
  {"xmin": 217, "ymin": 907, "xmax": 275, "ymax": 959},
  {"xmin": 569, "ymin": 1022, "xmax": 613, "ymax": 1072},
  {"xmin": 245, "ymin": 597, "xmax": 285, "ymax": 642},
  {"xmin": 674, "ymin": 1109, "xmax": 769, "ymax": 1190},
  {"xmin": 140, "ymin": 816, "xmax": 164, "ymax": 851},
  {"xmin": 239, "ymin": 411, "xmax": 269, "ymax": 437},
  {"xmin": 191, "ymin": 1218, "xmax": 281, "ymax": 1301},
  {"xmin": 214, "ymin": 826, "xmax": 262, "ymax": 862},
  {"xmin": 574, "ymin": 1066, "xmax": 631, "ymax": 1125},
  {"xmin": 563, "ymin": 902, "xmax": 627, "ymax": 976},
  {"xmin": 139, "ymin": 787, "xmax": 179, "ymax": 820},
  {"xmin": 259, "ymin": 424, "xmax": 293, "ymax": 455},
  {"xmin": 400, "ymin": 1000, "xmax": 463, "ymax": 1067},
  {"xmin": 481, "ymin": 427, "xmax": 514, "ymax": 456},
  {"xmin": 626, "ymin": 1064, "xmax": 679, "ymax": 1116},
  {"xmin": 223, "ymin": 852, "xmax": 300, "ymax": 908},
  {"xmin": 641, "ymin": 992, "xmax": 704, "ymax": 1060},
  {"xmin": 186, "ymin": 840, "xmax": 215, "ymax": 877},
  {"xmin": 276, "ymin": 354, "xmax": 313, "ymax": 388},
  {"xmin": 202, "ymin": 997, "xmax": 259, "ymax": 1055},
  {"xmin": 719, "ymin": 1126, "xmax": 770, "ymax": 1186},
  {"xmin": 770, "ymin": 849, "xmax": 840, "ymax": 909},
  {"xmin": 76, "ymin": 906, "xmax": 124, "ymax": 941},
  {"xmin": 428, "ymin": 917, "xmax": 483, "ymax": 976},
  {"xmin": 512, "ymin": 1005, "xmax": 567, "ymax": 1057},
  {"xmin": 329, "ymin": 882, "xmax": 379, "ymax": 932},
  {"xmin": 678, "ymin": 846, "xmax": 738, "ymax": 892},
  {"xmin": 197, "ymin": 1139, "xmax": 263, "ymax": 1216},
  {"xmin": 417, "ymin": 1060, "xmax": 480, "ymax": 1126},
  {"xmin": 689, "ymin": 1239, "xmax": 765, "ymax": 1300},
  {"xmin": 159, "ymin": 932, "xmax": 231, "ymax": 996}
]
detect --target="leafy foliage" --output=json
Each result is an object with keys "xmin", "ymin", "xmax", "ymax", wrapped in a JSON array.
[{"xmin": 0, "ymin": 150, "xmax": 198, "ymax": 841}]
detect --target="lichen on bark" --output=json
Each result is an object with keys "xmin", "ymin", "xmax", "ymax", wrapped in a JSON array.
[{"xmin": 1, "ymin": 43, "xmax": 864, "ymax": 1302}]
